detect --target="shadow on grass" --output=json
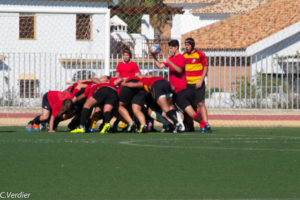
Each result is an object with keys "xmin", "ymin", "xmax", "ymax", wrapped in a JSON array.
[{"xmin": 0, "ymin": 130, "xmax": 16, "ymax": 133}]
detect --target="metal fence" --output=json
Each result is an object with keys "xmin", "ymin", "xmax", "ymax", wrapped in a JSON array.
[{"xmin": 1, "ymin": 52, "xmax": 299, "ymax": 109}]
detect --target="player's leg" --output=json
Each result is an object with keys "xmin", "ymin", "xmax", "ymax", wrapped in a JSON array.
[
  {"xmin": 70, "ymin": 97, "xmax": 97, "ymax": 133},
  {"xmin": 118, "ymin": 86, "xmax": 136, "ymax": 132},
  {"xmin": 89, "ymin": 107, "xmax": 102, "ymax": 133},
  {"xmin": 67, "ymin": 101, "xmax": 84, "ymax": 130},
  {"xmin": 99, "ymin": 88, "xmax": 118, "ymax": 134},
  {"xmin": 26, "ymin": 92, "xmax": 51, "ymax": 132},
  {"xmin": 156, "ymin": 96, "xmax": 179, "ymax": 126},
  {"xmin": 132, "ymin": 89, "xmax": 147, "ymax": 133},
  {"xmin": 26, "ymin": 108, "xmax": 51, "ymax": 132},
  {"xmin": 175, "ymin": 88, "xmax": 199, "ymax": 133},
  {"xmin": 119, "ymin": 102, "xmax": 134, "ymax": 125},
  {"xmin": 99, "ymin": 104, "xmax": 113, "ymax": 134},
  {"xmin": 132, "ymin": 104, "xmax": 146, "ymax": 133},
  {"xmin": 195, "ymin": 83, "xmax": 211, "ymax": 133}
]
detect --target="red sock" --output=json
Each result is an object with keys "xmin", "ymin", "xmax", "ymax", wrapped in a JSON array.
[
  {"xmin": 200, "ymin": 123, "xmax": 205, "ymax": 129},
  {"xmin": 196, "ymin": 110, "xmax": 201, "ymax": 115},
  {"xmin": 200, "ymin": 120, "xmax": 207, "ymax": 129},
  {"xmin": 192, "ymin": 113, "xmax": 202, "ymax": 123}
]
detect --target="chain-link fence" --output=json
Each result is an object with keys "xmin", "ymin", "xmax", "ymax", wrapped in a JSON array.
[{"xmin": 0, "ymin": 0, "xmax": 299, "ymax": 113}]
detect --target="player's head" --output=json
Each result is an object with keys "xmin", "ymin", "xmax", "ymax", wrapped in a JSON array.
[
  {"xmin": 185, "ymin": 37, "xmax": 195, "ymax": 53},
  {"xmin": 168, "ymin": 39, "xmax": 179, "ymax": 56},
  {"xmin": 123, "ymin": 48, "xmax": 132, "ymax": 63},
  {"xmin": 58, "ymin": 99, "xmax": 74, "ymax": 117}
]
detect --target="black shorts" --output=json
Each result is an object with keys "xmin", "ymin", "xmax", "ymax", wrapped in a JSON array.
[
  {"xmin": 119, "ymin": 80, "xmax": 145, "ymax": 106},
  {"xmin": 42, "ymin": 93, "xmax": 51, "ymax": 110},
  {"xmin": 150, "ymin": 80, "xmax": 173, "ymax": 101},
  {"xmin": 92, "ymin": 87, "xmax": 118, "ymax": 107},
  {"xmin": 187, "ymin": 82, "xmax": 206, "ymax": 103},
  {"xmin": 175, "ymin": 88, "xmax": 195, "ymax": 111},
  {"xmin": 145, "ymin": 93, "xmax": 161, "ymax": 112}
]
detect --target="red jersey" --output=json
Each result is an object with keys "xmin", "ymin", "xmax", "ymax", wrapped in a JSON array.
[
  {"xmin": 163, "ymin": 53, "xmax": 187, "ymax": 93},
  {"xmin": 47, "ymin": 91, "xmax": 76, "ymax": 117},
  {"xmin": 116, "ymin": 61, "xmax": 140, "ymax": 78},
  {"xmin": 140, "ymin": 77, "xmax": 165, "ymax": 93},
  {"xmin": 86, "ymin": 77, "xmax": 118, "ymax": 99},
  {"xmin": 66, "ymin": 82, "xmax": 93, "ymax": 96},
  {"xmin": 66, "ymin": 82, "xmax": 78, "ymax": 92},
  {"xmin": 83, "ymin": 83, "xmax": 96, "ymax": 97},
  {"xmin": 183, "ymin": 50, "xmax": 208, "ymax": 85}
]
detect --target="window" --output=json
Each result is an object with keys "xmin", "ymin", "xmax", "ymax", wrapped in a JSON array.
[
  {"xmin": 72, "ymin": 70, "xmax": 96, "ymax": 82},
  {"xmin": 19, "ymin": 80, "xmax": 39, "ymax": 98},
  {"xmin": 19, "ymin": 13, "xmax": 36, "ymax": 40},
  {"xmin": 19, "ymin": 74, "xmax": 39, "ymax": 98},
  {"xmin": 76, "ymin": 14, "xmax": 92, "ymax": 40}
]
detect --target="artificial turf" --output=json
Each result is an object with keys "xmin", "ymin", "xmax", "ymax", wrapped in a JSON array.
[{"xmin": 0, "ymin": 126, "xmax": 299, "ymax": 200}]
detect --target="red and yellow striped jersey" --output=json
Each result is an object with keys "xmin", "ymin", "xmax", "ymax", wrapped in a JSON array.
[{"xmin": 183, "ymin": 50, "xmax": 208, "ymax": 85}]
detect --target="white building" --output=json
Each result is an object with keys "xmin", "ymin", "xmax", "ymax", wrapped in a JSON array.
[
  {"xmin": 0, "ymin": 0, "xmax": 110, "ymax": 106},
  {"xmin": 110, "ymin": 15, "xmax": 154, "ymax": 58}
]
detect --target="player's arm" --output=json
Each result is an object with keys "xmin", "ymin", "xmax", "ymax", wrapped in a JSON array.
[
  {"xmin": 196, "ymin": 66, "xmax": 208, "ymax": 89},
  {"xmin": 154, "ymin": 59, "xmax": 166, "ymax": 69},
  {"xmin": 133, "ymin": 62, "xmax": 141, "ymax": 76},
  {"xmin": 72, "ymin": 93, "xmax": 86, "ymax": 103},
  {"xmin": 152, "ymin": 53, "xmax": 166, "ymax": 69},
  {"xmin": 115, "ymin": 72, "xmax": 120, "ymax": 78},
  {"xmin": 113, "ymin": 77, "xmax": 124, "ymax": 86},
  {"xmin": 77, "ymin": 79, "xmax": 93, "ymax": 84},
  {"xmin": 165, "ymin": 57, "xmax": 184, "ymax": 73},
  {"xmin": 122, "ymin": 81, "xmax": 143, "ymax": 88},
  {"xmin": 48, "ymin": 115, "xmax": 56, "ymax": 132},
  {"xmin": 75, "ymin": 83, "xmax": 88, "ymax": 90},
  {"xmin": 90, "ymin": 77, "xmax": 104, "ymax": 84},
  {"xmin": 134, "ymin": 72, "xmax": 141, "ymax": 76}
]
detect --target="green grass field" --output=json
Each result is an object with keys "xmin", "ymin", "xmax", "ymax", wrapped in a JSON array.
[{"xmin": 0, "ymin": 127, "xmax": 300, "ymax": 200}]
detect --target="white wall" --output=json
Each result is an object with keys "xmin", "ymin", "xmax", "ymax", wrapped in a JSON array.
[
  {"xmin": 141, "ymin": 14, "xmax": 154, "ymax": 40},
  {"xmin": 171, "ymin": 9, "xmax": 229, "ymax": 40},
  {"xmin": 250, "ymin": 31, "xmax": 300, "ymax": 75},
  {"xmin": 0, "ymin": 13, "xmax": 107, "ymax": 54}
]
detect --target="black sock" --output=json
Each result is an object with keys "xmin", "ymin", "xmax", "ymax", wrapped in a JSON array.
[
  {"xmin": 33, "ymin": 116, "xmax": 41, "ymax": 125},
  {"xmin": 79, "ymin": 108, "xmax": 92, "ymax": 128},
  {"xmin": 53, "ymin": 116, "xmax": 63, "ymax": 130},
  {"xmin": 103, "ymin": 111, "xmax": 112, "ymax": 124},
  {"xmin": 166, "ymin": 109, "xmax": 178, "ymax": 125}
]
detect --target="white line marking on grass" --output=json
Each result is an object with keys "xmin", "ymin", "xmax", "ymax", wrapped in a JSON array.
[
  {"xmin": 0, "ymin": 138, "xmax": 117, "ymax": 144},
  {"xmin": 81, "ymin": 198, "xmax": 300, "ymax": 200},
  {"xmin": 119, "ymin": 139, "xmax": 300, "ymax": 152}
]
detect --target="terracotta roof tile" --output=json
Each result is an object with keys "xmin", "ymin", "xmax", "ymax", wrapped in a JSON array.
[
  {"xmin": 182, "ymin": 0, "xmax": 300, "ymax": 50},
  {"xmin": 191, "ymin": 0, "xmax": 271, "ymax": 14},
  {"xmin": 163, "ymin": 0, "xmax": 217, "ymax": 4}
]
